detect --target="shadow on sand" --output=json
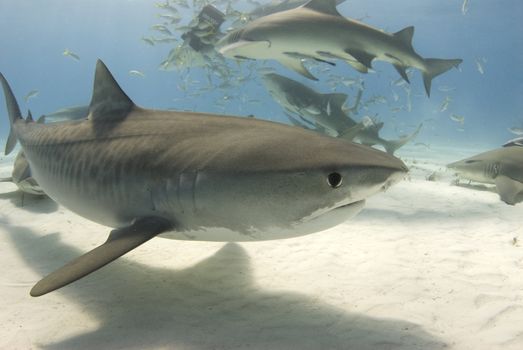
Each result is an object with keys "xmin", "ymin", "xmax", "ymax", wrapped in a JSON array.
[{"xmin": 4, "ymin": 223, "xmax": 446, "ymax": 350}]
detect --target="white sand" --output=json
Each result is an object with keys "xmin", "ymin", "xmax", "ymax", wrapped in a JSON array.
[{"xmin": 1, "ymin": 145, "xmax": 522, "ymax": 350}]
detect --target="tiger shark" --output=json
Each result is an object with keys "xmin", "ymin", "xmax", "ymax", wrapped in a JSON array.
[
  {"xmin": 447, "ymin": 146, "xmax": 523, "ymax": 205},
  {"xmin": 1, "ymin": 60, "xmax": 407, "ymax": 296},
  {"xmin": 262, "ymin": 73, "xmax": 421, "ymax": 154},
  {"xmin": 217, "ymin": 0, "xmax": 462, "ymax": 97}
]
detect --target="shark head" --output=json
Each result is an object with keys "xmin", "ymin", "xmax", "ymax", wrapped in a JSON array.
[
  {"xmin": 216, "ymin": 27, "xmax": 271, "ymax": 61},
  {"xmin": 261, "ymin": 73, "xmax": 301, "ymax": 109},
  {"xmin": 447, "ymin": 155, "xmax": 499, "ymax": 184},
  {"xmin": 167, "ymin": 131, "xmax": 408, "ymax": 241}
]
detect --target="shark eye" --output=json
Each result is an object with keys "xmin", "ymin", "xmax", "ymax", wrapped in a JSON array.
[{"xmin": 327, "ymin": 172, "xmax": 343, "ymax": 188}]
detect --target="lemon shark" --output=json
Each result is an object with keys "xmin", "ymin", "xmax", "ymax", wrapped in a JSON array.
[
  {"xmin": 262, "ymin": 73, "xmax": 421, "ymax": 154},
  {"xmin": 1, "ymin": 60, "xmax": 407, "ymax": 296},
  {"xmin": 217, "ymin": 0, "xmax": 462, "ymax": 97},
  {"xmin": 0, "ymin": 149, "xmax": 44, "ymax": 196},
  {"xmin": 447, "ymin": 146, "xmax": 523, "ymax": 205}
]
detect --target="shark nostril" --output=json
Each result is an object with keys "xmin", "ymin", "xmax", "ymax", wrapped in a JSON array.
[{"xmin": 327, "ymin": 172, "xmax": 343, "ymax": 188}]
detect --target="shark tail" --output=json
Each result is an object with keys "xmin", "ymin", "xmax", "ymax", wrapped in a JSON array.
[
  {"xmin": 422, "ymin": 58, "xmax": 462, "ymax": 97},
  {"xmin": 382, "ymin": 123, "xmax": 423, "ymax": 155},
  {"xmin": 0, "ymin": 73, "xmax": 23, "ymax": 155}
]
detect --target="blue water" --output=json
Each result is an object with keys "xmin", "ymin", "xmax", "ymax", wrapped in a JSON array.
[{"xmin": 1, "ymin": 0, "xmax": 522, "ymax": 149}]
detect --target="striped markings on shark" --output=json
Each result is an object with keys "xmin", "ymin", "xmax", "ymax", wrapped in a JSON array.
[{"xmin": 0, "ymin": 59, "xmax": 407, "ymax": 296}]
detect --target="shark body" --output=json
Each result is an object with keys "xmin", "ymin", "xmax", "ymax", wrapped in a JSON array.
[
  {"xmin": 262, "ymin": 73, "xmax": 421, "ymax": 154},
  {"xmin": 448, "ymin": 146, "xmax": 523, "ymax": 205},
  {"xmin": 1, "ymin": 60, "xmax": 407, "ymax": 296},
  {"xmin": 217, "ymin": 0, "xmax": 462, "ymax": 96}
]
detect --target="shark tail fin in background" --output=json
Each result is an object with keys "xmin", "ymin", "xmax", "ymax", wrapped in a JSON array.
[
  {"xmin": 422, "ymin": 58, "xmax": 462, "ymax": 97},
  {"xmin": 382, "ymin": 123, "xmax": 423, "ymax": 155},
  {"xmin": 0, "ymin": 73, "xmax": 23, "ymax": 155}
]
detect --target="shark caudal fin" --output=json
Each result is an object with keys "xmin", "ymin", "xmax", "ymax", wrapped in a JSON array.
[
  {"xmin": 382, "ymin": 123, "xmax": 423, "ymax": 155},
  {"xmin": 0, "ymin": 73, "xmax": 23, "ymax": 155},
  {"xmin": 422, "ymin": 58, "xmax": 462, "ymax": 97}
]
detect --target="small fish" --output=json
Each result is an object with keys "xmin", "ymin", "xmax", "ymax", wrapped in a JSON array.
[
  {"xmin": 152, "ymin": 37, "xmax": 178, "ymax": 44},
  {"xmin": 508, "ymin": 127, "xmax": 523, "ymax": 136},
  {"xmin": 63, "ymin": 49, "xmax": 80, "ymax": 61},
  {"xmin": 461, "ymin": 0, "xmax": 469, "ymax": 15},
  {"xmin": 304, "ymin": 105, "xmax": 321, "ymax": 115},
  {"xmin": 142, "ymin": 37, "xmax": 155, "ymax": 46},
  {"xmin": 158, "ymin": 13, "xmax": 181, "ymax": 24},
  {"xmin": 440, "ymin": 96, "xmax": 451, "ymax": 112},
  {"xmin": 450, "ymin": 114, "xmax": 465, "ymax": 125},
  {"xmin": 151, "ymin": 24, "xmax": 172, "ymax": 36},
  {"xmin": 415, "ymin": 142, "xmax": 431, "ymax": 149},
  {"xmin": 23, "ymin": 90, "xmax": 39, "ymax": 103},
  {"xmin": 129, "ymin": 70, "xmax": 146, "ymax": 78},
  {"xmin": 475, "ymin": 58, "xmax": 484, "ymax": 75},
  {"xmin": 438, "ymin": 85, "xmax": 456, "ymax": 92}
]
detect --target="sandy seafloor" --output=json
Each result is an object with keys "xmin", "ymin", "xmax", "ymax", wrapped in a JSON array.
[{"xmin": 1, "ymin": 143, "xmax": 522, "ymax": 350}]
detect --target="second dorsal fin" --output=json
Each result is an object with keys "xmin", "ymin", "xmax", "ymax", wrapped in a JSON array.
[{"xmin": 88, "ymin": 60, "xmax": 135, "ymax": 122}]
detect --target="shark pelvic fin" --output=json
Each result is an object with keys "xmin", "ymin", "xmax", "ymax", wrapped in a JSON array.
[
  {"xmin": 495, "ymin": 175, "xmax": 523, "ymax": 205},
  {"xmin": 279, "ymin": 56, "xmax": 318, "ymax": 81},
  {"xmin": 88, "ymin": 60, "xmax": 135, "ymax": 122},
  {"xmin": 393, "ymin": 64, "xmax": 410, "ymax": 83},
  {"xmin": 302, "ymin": 0, "xmax": 342, "ymax": 17},
  {"xmin": 345, "ymin": 49, "xmax": 375, "ymax": 69},
  {"xmin": 30, "ymin": 217, "xmax": 173, "ymax": 297},
  {"xmin": 393, "ymin": 26, "xmax": 415, "ymax": 48}
]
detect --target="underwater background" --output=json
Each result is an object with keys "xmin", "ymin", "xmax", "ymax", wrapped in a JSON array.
[{"xmin": 0, "ymin": 0, "xmax": 522, "ymax": 149}]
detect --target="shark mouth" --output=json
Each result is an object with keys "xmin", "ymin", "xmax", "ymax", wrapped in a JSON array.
[
  {"xmin": 295, "ymin": 200, "xmax": 366, "ymax": 236},
  {"xmin": 334, "ymin": 199, "xmax": 365, "ymax": 211}
]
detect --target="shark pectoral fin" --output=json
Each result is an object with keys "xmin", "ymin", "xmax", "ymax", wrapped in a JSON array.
[
  {"xmin": 344, "ymin": 49, "xmax": 375, "ymax": 69},
  {"xmin": 345, "ymin": 59, "xmax": 369, "ymax": 74},
  {"xmin": 278, "ymin": 56, "xmax": 317, "ymax": 80},
  {"xmin": 494, "ymin": 176, "xmax": 523, "ymax": 205},
  {"xmin": 30, "ymin": 217, "xmax": 173, "ymax": 297}
]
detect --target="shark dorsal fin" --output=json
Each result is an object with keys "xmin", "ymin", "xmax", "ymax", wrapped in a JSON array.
[
  {"xmin": 302, "ymin": 0, "xmax": 342, "ymax": 16},
  {"xmin": 88, "ymin": 60, "xmax": 135, "ymax": 122},
  {"xmin": 26, "ymin": 110, "xmax": 33, "ymax": 122},
  {"xmin": 393, "ymin": 26, "xmax": 415, "ymax": 48}
]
